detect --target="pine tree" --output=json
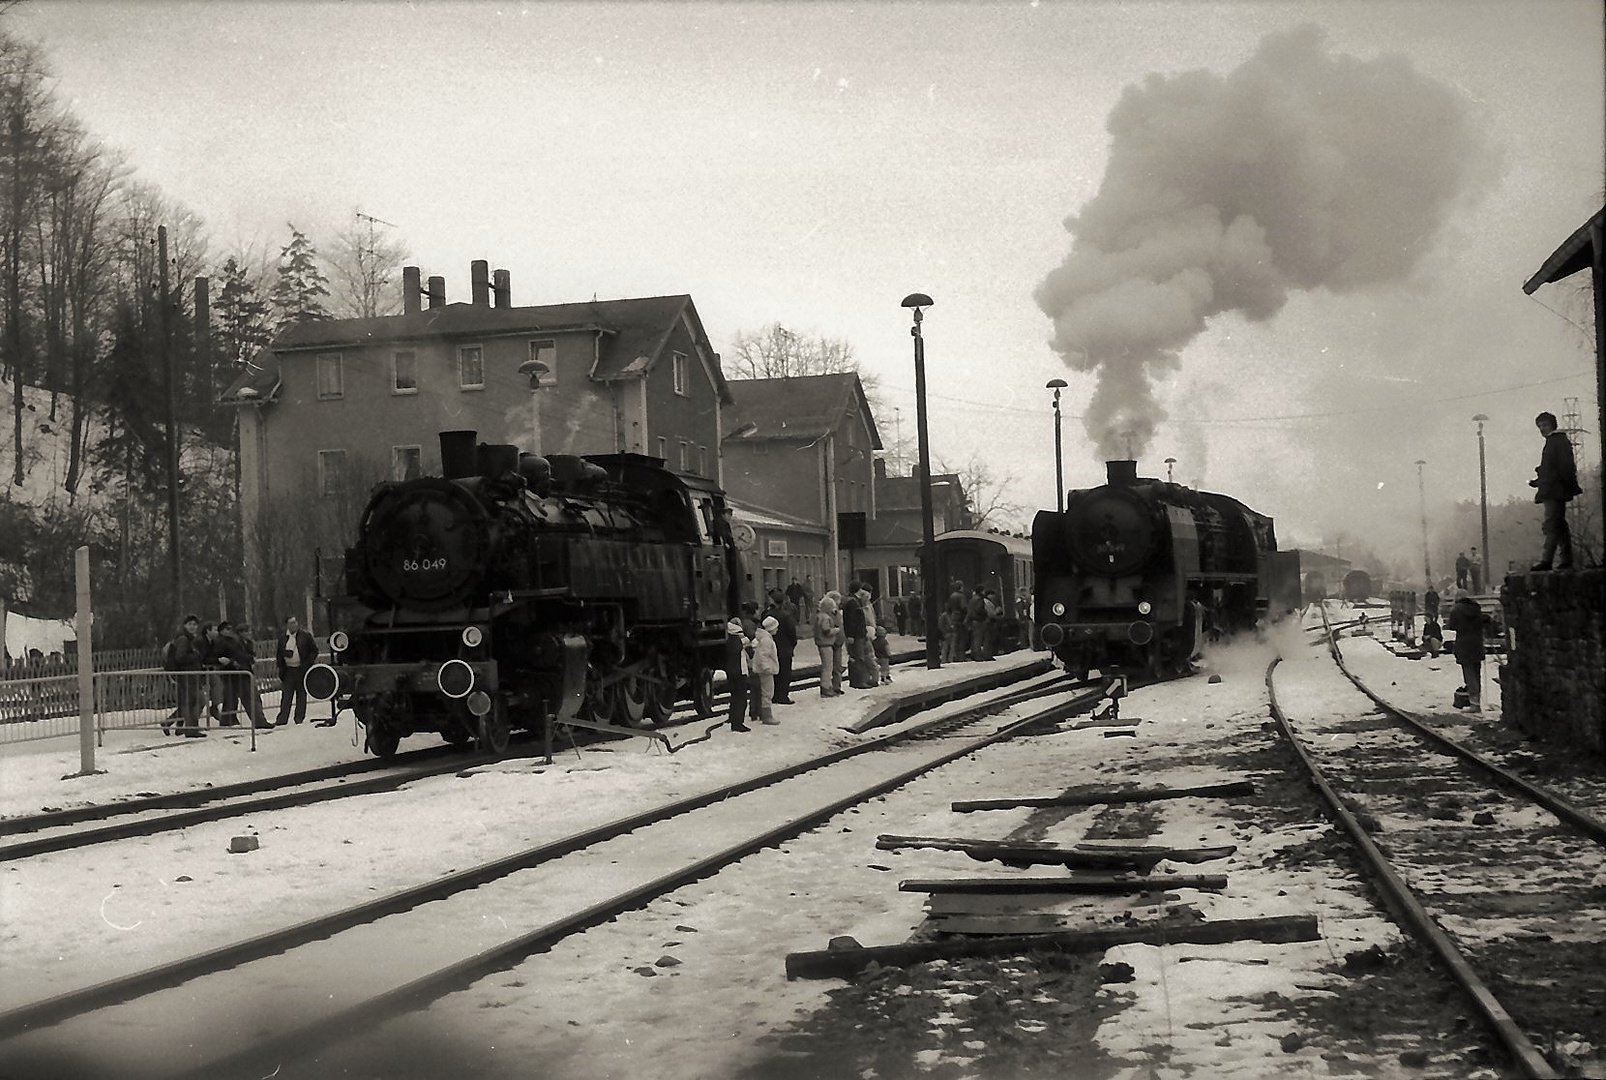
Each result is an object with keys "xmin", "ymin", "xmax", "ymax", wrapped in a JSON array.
[
  {"xmin": 214, "ymin": 255, "xmax": 272, "ymax": 370},
  {"xmin": 271, "ymin": 225, "xmax": 330, "ymax": 328}
]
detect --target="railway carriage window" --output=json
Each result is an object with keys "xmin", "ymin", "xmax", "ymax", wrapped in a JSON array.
[
  {"xmin": 315, "ymin": 353, "xmax": 343, "ymax": 400},
  {"xmin": 458, "ymin": 345, "xmax": 484, "ymax": 389},
  {"xmin": 672, "ymin": 352, "xmax": 689, "ymax": 396},
  {"xmin": 528, "ymin": 339, "xmax": 556, "ymax": 386},
  {"xmin": 317, "ymin": 450, "xmax": 347, "ymax": 498},
  {"xmin": 392, "ymin": 350, "xmax": 417, "ymax": 394},
  {"xmin": 391, "ymin": 445, "xmax": 422, "ymax": 481}
]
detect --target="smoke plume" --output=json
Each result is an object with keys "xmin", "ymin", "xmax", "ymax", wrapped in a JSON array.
[{"xmin": 1035, "ymin": 25, "xmax": 1487, "ymax": 461}]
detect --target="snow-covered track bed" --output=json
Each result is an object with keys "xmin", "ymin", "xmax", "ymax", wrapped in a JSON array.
[
  {"xmin": 0, "ymin": 671, "xmax": 1090, "ymax": 1079},
  {"xmin": 1268, "ymin": 646, "xmax": 1606, "ymax": 1078}
]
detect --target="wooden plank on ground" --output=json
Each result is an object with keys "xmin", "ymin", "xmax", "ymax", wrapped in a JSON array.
[
  {"xmin": 952, "ymin": 778, "xmax": 1254, "ymax": 812},
  {"xmin": 898, "ymin": 873, "xmax": 1227, "ymax": 895},
  {"xmin": 784, "ymin": 913, "xmax": 1320, "ymax": 980},
  {"xmin": 874, "ymin": 834, "xmax": 1235, "ymax": 869},
  {"xmin": 926, "ymin": 912, "xmax": 1188, "ymax": 935}
]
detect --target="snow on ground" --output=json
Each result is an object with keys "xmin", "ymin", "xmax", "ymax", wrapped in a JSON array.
[{"xmin": 0, "ymin": 614, "xmax": 1512, "ymax": 1078}]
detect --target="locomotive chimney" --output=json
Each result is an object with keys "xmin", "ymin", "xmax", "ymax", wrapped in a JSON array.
[
  {"xmin": 402, "ymin": 266, "xmax": 422, "ymax": 315},
  {"xmin": 426, "ymin": 275, "xmax": 446, "ymax": 310},
  {"xmin": 440, "ymin": 430, "xmax": 479, "ymax": 480},
  {"xmin": 1106, "ymin": 459, "xmax": 1138, "ymax": 486},
  {"xmin": 492, "ymin": 268, "xmax": 511, "ymax": 308},
  {"xmin": 470, "ymin": 260, "xmax": 490, "ymax": 307}
]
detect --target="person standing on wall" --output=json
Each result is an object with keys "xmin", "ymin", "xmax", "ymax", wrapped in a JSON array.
[
  {"xmin": 1529, "ymin": 410, "xmax": 1582, "ymax": 571},
  {"xmin": 275, "ymin": 615, "xmax": 318, "ymax": 726},
  {"xmin": 1454, "ymin": 551, "xmax": 1470, "ymax": 590}
]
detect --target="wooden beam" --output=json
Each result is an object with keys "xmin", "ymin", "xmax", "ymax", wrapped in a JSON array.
[
  {"xmin": 953, "ymin": 778, "xmax": 1254, "ymax": 812},
  {"xmin": 898, "ymin": 873, "xmax": 1227, "ymax": 894},
  {"xmin": 785, "ymin": 913, "xmax": 1319, "ymax": 980},
  {"xmin": 874, "ymin": 834, "xmax": 1236, "ymax": 869}
]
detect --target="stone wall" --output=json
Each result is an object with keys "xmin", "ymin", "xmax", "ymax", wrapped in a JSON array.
[{"xmin": 1500, "ymin": 569, "xmax": 1606, "ymax": 758}]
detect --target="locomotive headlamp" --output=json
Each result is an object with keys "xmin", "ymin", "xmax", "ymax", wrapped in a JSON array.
[
  {"xmin": 437, "ymin": 659, "xmax": 475, "ymax": 699},
  {"xmin": 462, "ymin": 625, "xmax": 484, "ymax": 648},
  {"xmin": 467, "ymin": 690, "xmax": 492, "ymax": 717},
  {"xmin": 329, "ymin": 630, "xmax": 349, "ymax": 653},
  {"xmin": 1137, "ymin": 601, "xmax": 1152, "ymax": 616},
  {"xmin": 1051, "ymin": 602, "xmax": 1066, "ymax": 616}
]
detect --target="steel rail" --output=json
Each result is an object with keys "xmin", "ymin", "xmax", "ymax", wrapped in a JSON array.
[
  {"xmin": 0, "ymin": 651, "xmax": 935, "ymax": 855},
  {"xmin": 173, "ymin": 684, "xmax": 1103, "ymax": 1080},
  {"xmin": 1320, "ymin": 618, "xmax": 1606, "ymax": 846},
  {"xmin": 0, "ymin": 665, "xmax": 1078, "ymax": 1040},
  {"xmin": 1264, "ymin": 655, "xmax": 1558, "ymax": 1079}
]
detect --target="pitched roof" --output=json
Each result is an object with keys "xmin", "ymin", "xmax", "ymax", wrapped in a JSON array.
[
  {"xmin": 220, "ymin": 348, "xmax": 281, "ymax": 403},
  {"xmin": 877, "ymin": 471, "xmax": 963, "ymax": 511},
  {"xmin": 721, "ymin": 372, "xmax": 883, "ymax": 447},
  {"xmin": 223, "ymin": 294, "xmax": 730, "ymax": 404},
  {"xmin": 1523, "ymin": 204, "xmax": 1605, "ymax": 294}
]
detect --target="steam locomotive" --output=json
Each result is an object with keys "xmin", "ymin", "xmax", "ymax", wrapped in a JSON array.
[
  {"xmin": 304, "ymin": 430, "xmax": 743, "ymax": 757},
  {"xmin": 1032, "ymin": 460, "xmax": 1290, "ymax": 679}
]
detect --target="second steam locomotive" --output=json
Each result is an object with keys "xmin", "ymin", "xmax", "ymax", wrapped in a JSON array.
[
  {"xmin": 1033, "ymin": 460, "xmax": 1293, "ymax": 679},
  {"xmin": 305, "ymin": 430, "xmax": 742, "ymax": 757}
]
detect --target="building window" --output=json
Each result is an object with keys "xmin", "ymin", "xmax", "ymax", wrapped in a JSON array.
[
  {"xmin": 392, "ymin": 445, "xmax": 422, "ymax": 480},
  {"xmin": 672, "ymin": 351, "xmax": 689, "ymax": 396},
  {"xmin": 699, "ymin": 445, "xmax": 707, "ymax": 475},
  {"xmin": 528, "ymin": 339, "xmax": 557, "ymax": 386},
  {"xmin": 679, "ymin": 440, "xmax": 691, "ymax": 471},
  {"xmin": 317, "ymin": 450, "xmax": 346, "ymax": 497},
  {"xmin": 393, "ymin": 350, "xmax": 417, "ymax": 394},
  {"xmin": 656, "ymin": 436, "xmax": 667, "ymax": 460},
  {"xmin": 459, "ymin": 345, "xmax": 484, "ymax": 389},
  {"xmin": 316, "ymin": 353, "xmax": 343, "ymax": 400}
]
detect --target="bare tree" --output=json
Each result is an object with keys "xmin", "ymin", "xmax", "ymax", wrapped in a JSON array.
[
  {"xmin": 936, "ymin": 451, "xmax": 1025, "ymax": 532},
  {"xmin": 326, "ymin": 210, "xmax": 407, "ymax": 319},
  {"xmin": 725, "ymin": 322, "xmax": 857, "ymax": 380}
]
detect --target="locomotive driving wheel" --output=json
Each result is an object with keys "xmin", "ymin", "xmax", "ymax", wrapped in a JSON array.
[
  {"xmin": 616, "ymin": 672, "xmax": 649, "ymax": 728},
  {"xmin": 582, "ymin": 663, "xmax": 621, "ymax": 724},
  {"xmin": 691, "ymin": 667, "xmax": 716, "ymax": 720},
  {"xmin": 476, "ymin": 699, "xmax": 511, "ymax": 755},
  {"xmin": 641, "ymin": 654, "xmax": 674, "ymax": 726}
]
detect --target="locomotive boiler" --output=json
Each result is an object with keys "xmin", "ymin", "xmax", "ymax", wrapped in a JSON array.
[
  {"xmin": 304, "ymin": 430, "xmax": 743, "ymax": 757},
  {"xmin": 1032, "ymin": 460, "xmax": 1280, "ymax": 679}
]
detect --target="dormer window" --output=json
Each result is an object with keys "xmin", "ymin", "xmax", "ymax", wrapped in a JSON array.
[{"xmin": 672, "ymin": 351, "xmax": 689, "ymax": 396}]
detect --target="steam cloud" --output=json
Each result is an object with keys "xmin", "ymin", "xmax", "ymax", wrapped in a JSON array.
[{"xmin": 1035, "ymin": 25, "xmax": 1487, "ymax": 461}]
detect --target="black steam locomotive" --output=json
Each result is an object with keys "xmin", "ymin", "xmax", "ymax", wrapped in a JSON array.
[
  {"xmin": 1033, "ymin": 460, "xmax": 1286, "ymax": 679},
  {"xmin": 305, "ymin": 430, "xmax": 743, "ymax": 757}
]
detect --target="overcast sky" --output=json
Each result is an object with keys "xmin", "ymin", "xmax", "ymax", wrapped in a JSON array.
[{"xmin": 15, "ymin": 0, "xmax": 1604, "ymax": 562}]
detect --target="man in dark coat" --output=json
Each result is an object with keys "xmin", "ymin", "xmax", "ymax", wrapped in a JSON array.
[
  {"xmin": 1445, "ymin": 596, "xmax": 1486, "ymax": 712},
  {"xmin": 1529, "ymin": 411, "xmax": 1582, "ymax": 571},
  {"xmin": 763, "ymin": 588, "xmax": 799, "ymax": 705},
  {"xmin": 723, "ymin": 619, "xmax": 751, "ymax": 732},
  {"xmin": 967, "ymin": 588, "xmax": 990, "ymax": 661},
  {"xmin": 165, "ymin": 614, "xmax": 206, "ymax": 737},
  {"xmin": 1454, "ymin": 552, "xmax": 1470, "ymax": 589},
  {"xmin": 1423, "ymin": 585, "xmax": 1440, "ymax": 621},
  {"xmin": 841, "ymin": 587, "xmax": 874, "ymax": 688},
  {"xmin": 275, "ymin": 616, "xmax": 318, "ymax": 726}
]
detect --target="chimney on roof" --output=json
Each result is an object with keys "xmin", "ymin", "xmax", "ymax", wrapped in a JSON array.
[
  {"xmin": 426, "ymin": 275, "xmax": 446, "ymax": 310},
  {"xmin": 873, "ymin": 457, "xmax": 887, "ymax": 480},
  {"xmin": 402, "ymin": 266, "xmax": 422, "ymax": 315},
  {"xmin": 491, "ymin": 268, "xmax": 511, "ymax": 308},
  {"xmin": 471, "ymin": 260, "xmax": 490, "ymax": 306}
]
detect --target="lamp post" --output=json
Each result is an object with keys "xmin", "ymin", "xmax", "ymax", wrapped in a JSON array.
[
  {"xmin": 517, "ymin": 358, "xmax": 551, "ymax": 455},
  {"xmin": 1473, "ymin": 414, "xmax": 1492, "ymax": 584},
  {"xmin": 902, "ymin": 292, "xmax": 940, "ymax": 670},
  {"xmin": 1046, "ymin": 378, "xmax": 1067, "ymax": 512},
  {"xmin": 1165, "ymin": 456, "xmax": 1176, "ymax": 484},
  {"xmin": 1414, "ymin": 459, "xmax": 1431, "ymax": 583}
]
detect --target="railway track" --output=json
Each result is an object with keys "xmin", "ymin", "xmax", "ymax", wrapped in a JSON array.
[
  {"xmin": 1267, "ymin": 626, "xmax": 1606, "ymax": 1078},
  {"xmin": 0, "ymin": 665, "xmax": 1087, "ymax": 1078},
  {"xmin": 0, "ymin": 651, "xmax": 952, "ymax": 859}
]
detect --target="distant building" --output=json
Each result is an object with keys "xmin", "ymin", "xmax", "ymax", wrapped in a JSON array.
[
  {"xmin": 223, "ymin": 261, "xmax": 732, "ymax": 619},
  {"xmin": 720, "ymin": 373, "xmax": 880, "ymax": 595},
  {"xmin": 862, "ymin": 457, "xmax": 969, "ymax": 605}
]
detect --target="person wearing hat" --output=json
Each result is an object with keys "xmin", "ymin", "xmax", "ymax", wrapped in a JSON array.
[
  {"xmin": 813, "ymin": 596, "xmax": 843, "ymax": 697},
  {"xmin": 723, "ymin": 619, "xmax": 752, "ymax": 732},
  {"xmin": 164, "ymin": 614, "xmax": 206, "ymax": 737},
  {"xmin": 763, "ymin": 587, "xmax": 799, "ymax": 705},
  {"xmin": 752, "ymin": 617, "xmax": 781, "ymax": 725}
]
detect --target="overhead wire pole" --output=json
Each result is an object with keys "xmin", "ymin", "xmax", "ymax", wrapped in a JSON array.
[
  {"xmin": 1415, "ymin": 459, "xmax": 1431, "ymax": 585},
  {"xmin": 159, "ymin": 225, "xmax": 183, "ymax": 618}
]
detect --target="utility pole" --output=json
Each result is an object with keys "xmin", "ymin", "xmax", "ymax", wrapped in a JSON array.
[
  {"xmin": 1414, "ymin": 459, "xmax": 1431, "ymax": 585},
  {"xmin": 159, "ymin": 225, "xmax": 183, "ymax": 619}
]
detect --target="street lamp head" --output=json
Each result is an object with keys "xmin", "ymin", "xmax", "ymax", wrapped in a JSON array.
[
  {"xmin": 1164, "ymin": 456, "xmax": 1176, "ymax": 464},
  {"xmin": 1472, "ymin": 413, "xmax": 1489, "ymax": 422},
  {"xmin": 1415, "ymin": 459, "xmax": 1427, "ymax": 466},
  {"xmin": 517, "ymin": 359, "xmax": 550, "ymax": 389},
  {"xmin": 1045, "ymin": 378, "xmax": 1067, "ymax": 389},
  {"xmin": 900, "ymin": 293, "xmax": 934, "ymax": 310}
]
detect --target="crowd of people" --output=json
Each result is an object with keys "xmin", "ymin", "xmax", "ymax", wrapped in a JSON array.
[{"xmin": 160, "ymin": 614, "xmax": 322, "ymax": 737}]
